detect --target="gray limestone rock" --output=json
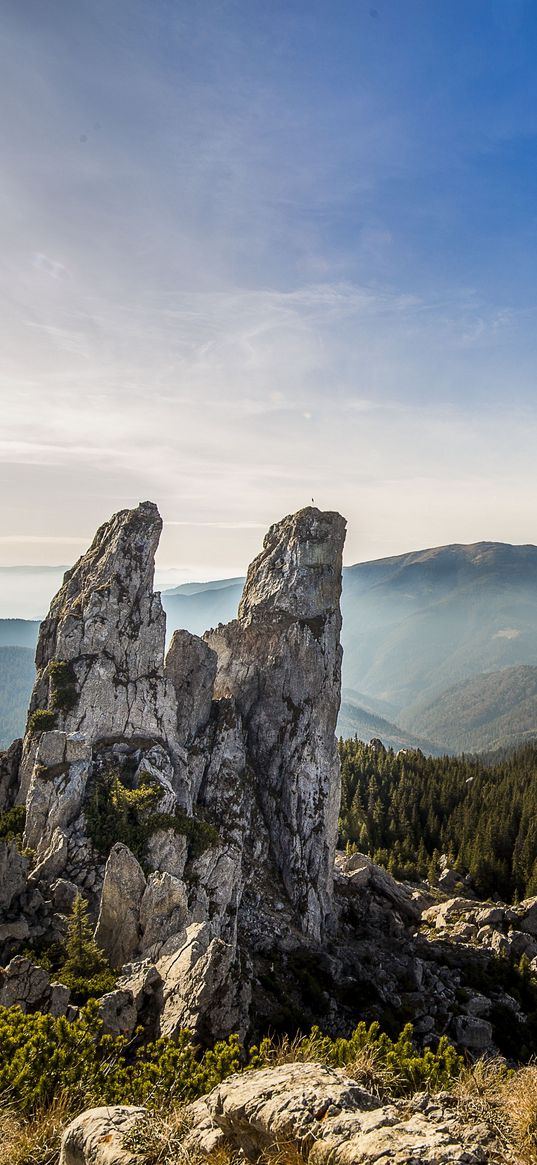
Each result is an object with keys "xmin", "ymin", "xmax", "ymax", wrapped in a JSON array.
[
  {"xmin": 205, "ymin": 507, "xmax": 346, "ymax": 942},
  {"xmin": 164, "ymin": 630, "xmax": 217, "ymax": 745},
  {"xmin": 59, "ymin": 1105, "xmax": 144, "ymax": 1165},
  {"xmin": 0, "ymin": 838, "xmax": 29, "ymax": 911},
  {"xmin": 24, "ymin": 754, "xmax": 90, "ymax": 855},
  {"xmin": 157, "ymin": 921, "xmax": 242, "ymax": 1040},
  {"xmin": 139, "ymin": 871, "xmax": 189, "ymax": 956},
  {"xmin": 28, "ymin": 826, "xmax": 69, "ymax": 886},
  {"xmin": 187, "ymin": 1063, "xmax": 493, "ymax": 1164},
  {"xmin": 0, "ymin": 737, "xmax": 22, "ymax": 811},
  {"xmin": 519, "ymin": 896, "xmax": 537, "ymax": 936},
  {"xmin": 18, "ymin": 501, "xmax": 178, "ymax": 800},
  {"xmin": 97, "ymin": 989, "xmax": 138, "ymax": 1037},
  {"xmin": 94, "ymin": 844, "xmax": 146, "ymax": 968},
  {"xmin": 51, "ymin": 877, "xmax": 80, "ymax": 914},
  {"xmin": 0, "ymin": 956, "xmax": 70, "ymax": 1015},
  {"xmin": 452, "ymin": 1014, "xmax": 494, "ymax": 1049}
]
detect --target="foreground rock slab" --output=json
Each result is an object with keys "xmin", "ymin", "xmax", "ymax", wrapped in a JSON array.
[
  {"xmin": 189, "ymin": 1063, "xmax": 494, "ymax": 1163},
  {"xmin": 60, "ymin": 1064, "xmax": 499, "ymax": 1164}
]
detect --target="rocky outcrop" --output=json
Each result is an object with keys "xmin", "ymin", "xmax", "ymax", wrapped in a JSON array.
[
  {"xmin": 59, "ymin": 1064, "xmax": 499, "ymax": 1165},
  {"xmin": 206, "ymin": 507, "xmax": 346, "ymax": 941},
  {"xmin": 187, "ymin": 1063, "xmax": 496, "ymax": 1163},
  {"xmin": 3, "ymin": 501, "xmax": 347, "ymax": 1042}
]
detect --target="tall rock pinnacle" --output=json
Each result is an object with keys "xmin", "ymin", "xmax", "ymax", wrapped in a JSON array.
[
  {"xmin": 19, "ymin": 502, "xmax": 175, "ymax": 795},
  {"xmin": 206, "ymin": 507, "xmax": 346, "ymax": 941}
]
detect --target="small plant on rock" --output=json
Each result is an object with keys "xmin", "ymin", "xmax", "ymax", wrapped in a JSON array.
[
  {"xmin": 48, "ymin": 659, "xmax": 78, "ymax": 713},
  {"xmin": 27, "ymin": 709, "xmax": 57, "ymax": 736}
]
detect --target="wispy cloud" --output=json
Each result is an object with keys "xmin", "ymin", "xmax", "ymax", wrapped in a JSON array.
[{"xmin": 1, "ymin": 1, "xmax": 537, "ymax": 574}]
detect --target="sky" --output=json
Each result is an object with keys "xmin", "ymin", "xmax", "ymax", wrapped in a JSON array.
[{"xmin": 2, "ymin": 0, "xmax": 537, "ymax": 610}]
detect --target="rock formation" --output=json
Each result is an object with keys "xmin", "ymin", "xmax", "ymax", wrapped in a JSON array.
[
  {"xmin": 205, "ymin": 507, "xmax": 346, "ymax": 940},
  {"xmin": 1, "ymin": 501, "xmax": 347, "ymax": 1041}
]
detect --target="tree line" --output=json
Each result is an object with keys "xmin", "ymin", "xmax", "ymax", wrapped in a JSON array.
[{"xmin": 338, "ymin": 739, "xmax": 537, "ymax": 902}]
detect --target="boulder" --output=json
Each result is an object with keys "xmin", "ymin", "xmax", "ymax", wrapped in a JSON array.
[
  {"xmin": 97, "ymin": 989, "xmax": 138, "ymax": 1037},
  {"xmin": 187, "ymin": 1062, "xmax": 494, "ymax": 1164},
  {"xmin": 452, "ymin": 1015, "xmax": 494, "ymax": 1049},
  {"xmin": 94, "ymin": 844, "xmax": 146, "ymax": 968},
  {"xmin": 59, "ymin": 1105, "xmax": 144, "ymax": 1165}
]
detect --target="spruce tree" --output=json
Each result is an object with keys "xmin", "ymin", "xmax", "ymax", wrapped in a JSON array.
[{"xmin": 62, "ymin": 893, "xmax": 108, "ymax": 978}]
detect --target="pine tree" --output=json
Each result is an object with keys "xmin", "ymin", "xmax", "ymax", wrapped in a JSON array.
[{"xmin": 60, "ymin": 893, "xmax": 110, "ymax": 982}]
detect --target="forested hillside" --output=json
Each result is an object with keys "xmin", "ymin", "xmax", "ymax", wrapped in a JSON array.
[
  {"xmin": 338, "ymin": 739, "xmax": 537, "ymax": 902},
  {"xmin": 399, "ymin": 664, "xmax": 537, "ymax": 753},
  {"xmin": 0, "ymin": 646, "xmax": 35, "ymax": 747}
]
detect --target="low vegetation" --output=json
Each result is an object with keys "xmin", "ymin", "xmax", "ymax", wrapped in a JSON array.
[
  {"xmin": 0, "ymin": 804, "xmax": 25, "ymax": 843},
  {"xmin": 85, "ymin": 768, "xmax": 219, "ymax": 868},
  {"xmin": 0, "ymin": 1009, "xmax": 464, "ymax": 1165},
  {"xmin": 3, "ymin": 1006, "xmax": 537, "ymax": 1165},
  {"xmin": 338, "ymin": 738, "xmax": 537, "ymax": 901},
  {"xmin": 27, "ymin": 708, "xmax": 56, "ymax": 737}
]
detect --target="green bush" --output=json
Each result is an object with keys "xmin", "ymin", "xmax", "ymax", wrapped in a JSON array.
[
  {"xmin": 85, "ymin": 769, "xmax": 219, "ymax": 867},
  {"xmin": 48, "ymin": 660, "xmax": 78, "ymax": 713},
  {"xmin": 0, "ymin": 804, "xmax": 25, "ymax": 843},
  {"xmin": 27, "ymin": 709, "xmax": 57, "ymax": 736},
  {"xmin": 0, "ymin": 1006, "xmax": 462, "ymax": 1121},
  {"xmin": 249, "ymin": 1021, "xmax": 463, "ymax": 1097},
  {"xmin": 0, "ymin": 1004, "xmax": 242, "ymax": 1116}
]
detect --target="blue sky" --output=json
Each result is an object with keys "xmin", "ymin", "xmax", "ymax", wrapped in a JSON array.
[{"xmin": 2, "ymin": 0, "xmax": 537, "ymax": 589}]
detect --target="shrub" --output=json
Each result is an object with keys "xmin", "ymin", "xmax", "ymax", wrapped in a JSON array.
[
  {"xmin": 248, "ymin": 1021, "xmax": 464, "ymax": 1099},
  {"xmin": 85, "ymin": 770, "xmax": 219, "ymax": 867},
  {"xmin": 0, "ymin": 1005, "xmax": 242, "ymax": 1117},
  {"xmin": 27, "ymin": 709, "xmax": 56, "ymax": 736},
  {"xmin": 0, "ymin": 805, "xmax": 25, "ymax": 844},
  {"xmin": 48, "ymin": 660, "xmax": 78, "ymax": 713}
]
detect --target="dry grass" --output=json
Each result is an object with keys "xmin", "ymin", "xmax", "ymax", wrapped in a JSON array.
[
  {"xmin": 502, "ymin": 1064, "xmax": 537, "ymax": 1164},
  {"xmin": 454, "ymin": 1058, "xmax": 537, "ymax": 1164},
  {"xmin": 253, "ymin": 1032, "xmax": 328, "ymax": 1068},
  {"xmin": 0, "ymin": 1094, "xmax": 72, "ymax": 1165},
  {"xmin": 123, "ymin": 1106, "xmax": 194, "ymax": 1164},
  {"xmin": 343, "ymin": 1044, "xmax": 405, "ymax": 1099},
  {"xmin": 123, "ymin": 1103, "xmax": 309, "ymax": 1165}
]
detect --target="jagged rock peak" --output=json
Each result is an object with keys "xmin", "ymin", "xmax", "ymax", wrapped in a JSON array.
[
  {"xmin": 36, "ymin": 500, "xmax": 163, "ymax": 675},
  {"xmin": 238, "ymin": 506, "xmax": 347, "ymax": 625},
  {"xmin": 206, "ymin": 506, "xmax": 347, "ymax": 942},
  {"xmin": 19, "ymin": 501, "xmax": 176, "ymax": 796}
]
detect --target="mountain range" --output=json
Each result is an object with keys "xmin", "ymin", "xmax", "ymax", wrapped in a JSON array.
[{"xmin": 2, "ymin": 540, "xmax": 537, "ymax": 752}]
